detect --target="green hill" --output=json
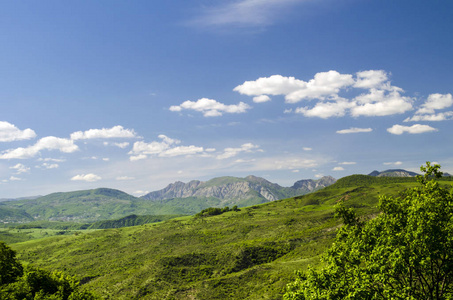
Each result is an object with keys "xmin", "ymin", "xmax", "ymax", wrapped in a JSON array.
[
  {"xmin": 9, "ymin": 177, "xmax": 449, "ymax": 299},
  {"xmin": 0, "ymin": 188, "xmax": 192, "ymax": 223}
]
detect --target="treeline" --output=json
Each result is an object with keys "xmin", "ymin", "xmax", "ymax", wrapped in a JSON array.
[{"xmin": 195, "ymin": 206, "xmax": 240, "ymax": 217}]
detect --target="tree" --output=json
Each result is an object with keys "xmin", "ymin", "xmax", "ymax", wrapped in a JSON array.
[
  {"xmin": 0, "ymin": 242, "xmax": 99, "ymax": 299},
  {"xmin": 0, "ymin": 241, "xmax": 23, "ymax": 285},
  {"xmin": 284, "ymin": 162, "xmax": 453, "ymax": 299}
]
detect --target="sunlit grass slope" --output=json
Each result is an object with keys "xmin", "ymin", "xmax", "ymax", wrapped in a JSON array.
[{"xmin": 12, "ymin": 177, "xmax": 452, "ymax": 299}]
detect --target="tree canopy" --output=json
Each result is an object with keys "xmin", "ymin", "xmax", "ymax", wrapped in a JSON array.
[
  {"xmin": 0, "ymin": 241, "xmax": 98, "ymax": 300},
  {"xmin": 285, "ymin": 162, "xmax": 453, "ymax": 300}
]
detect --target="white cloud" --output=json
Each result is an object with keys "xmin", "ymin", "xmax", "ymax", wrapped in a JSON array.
[
  {"xmin": 40, "ymin": 163, "xmax": 59, "ymax": 169},
  {"xmin": 170, "ymin": 98, "xmax": 251, "ymax": 117},
  {"xmin": 10, "ymin": 163, "xmax": 30, "ymax": 174},
  {"xmin": 129, "ymin": 135, "xmax": 205, "ymax": 161},
  {"xmin": 387, "ymin": 124, "xmax": 438, "ymax": 135},
  {"xmin": 336, "ymin": 127, "xmax": 373, "ymax": 134},
  {"xmin": 333, "ymin": 166, "xmax": 344, "ymax": 171},
  {"xmin": 384, "ymin": 161, "xmax": 403, "ymax": 166},
  {"xmin": 114, "ymin": 142, "xmax": 130, "ymax": 149},
  {"xmin": 235, "ymin": 70, "xmax": 416, "ymax": 118},
  {"xmin": 351, "ymin": 90, "xmax": 413, "ymax": 117},
  {"xmin": 295, "ymin": 99, "xmax": 354, "ymax": 118},
  {"xmin": 189, "ymin": 0, "xmax": 303, "ymax": 27},
  {"xmin": 70, "ymin": 125, "xmax": 137, "ymax": 140},
  {"xmin": 9, "ymin": 176, "xmax": 22, "ymax": 181},
  {"xmin": 0, "ymin": 136, "xmax": 79, "ymax": 159},
  {"xmin": 71, "ymin": 173, "xmax": 102, "ymax": 182},
  {"xmin": 339, "ymin": 161, "xmax": 356, "ymax": 165},
  {"xmin": 404, "ymin": 93, "xmax": 453, "ymax": 122},
  {"xmin": 0, "ymin": 121, "xmax": 36, "ymax": 142},
  {"xmin": 234, "ymin": 71, "xmax": 355, "ymax": 103},
  {"xmin": 217, "ymin": 143, "xmax": 261, "ymax": 160},
  {"xmin": 285, "ymin": 71, "xmax": 355, "ymax": 103},
  {"xmin": 234, "ymin": 75, "xmax": 305, "ymax": 99},
  {"xmin": 354, "ymin": 70, "xmax": 389, "ymax": 89},
  {"xmin": 416, "ymin": 93, "xmax": 453, "ymax": 114},
  {"xmin": 303, "ymin": 147, "xmax": 312, "ymax": 151},
  {"xmin": 253, "ymin": 95, "xmax": 271, "ymax": 103},
  {"xmin": 404, "ymin": 111, "xmax": 453, "ymax": 122}
]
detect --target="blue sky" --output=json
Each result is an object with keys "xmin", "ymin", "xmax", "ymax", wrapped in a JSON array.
[{"xmin": 1, "ymin": 0, "xmax": 452, "ymax": 198}]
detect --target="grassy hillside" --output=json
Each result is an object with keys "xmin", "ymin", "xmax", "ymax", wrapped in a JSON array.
[
  {"xmin": 10, "ymin": 178, "xmax": 452, "ymax": 299},
  {"xmin": 1, "ymin": 188, "xmax": 191, "ymax": 223}
]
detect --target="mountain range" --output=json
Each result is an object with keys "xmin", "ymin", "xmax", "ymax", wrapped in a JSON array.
[
  {"xmin": 3, "ymin": 169, "xmax": 446, "ymax": 224},
  {"xmin": 0, "ymin": 175, "xmax": 335, "ymax": 224}
]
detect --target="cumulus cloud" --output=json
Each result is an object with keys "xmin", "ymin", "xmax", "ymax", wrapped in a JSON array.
[
  {"xmin": 416, "ymin": 93, "xmax": 453, "ymax": 114},
  {"xmin": 404, "ymin": 93, "xmax": 453, "ymax": 122},
  {"xmin": 71, "ymin": 173, "xmax": 102, "ymax": 182},
  {"xmin": 235, "ymin": 70, "xmax": 415, "ymax": 118},
  {"xmin": 303, "ymin": 147, "xmax": 312, "ymax": 151},
  {"xmin": 217, "ymin": 143, "xmax": 261, "ymax": 160},
  {"xmin": 351, "ymin": 89, "xmax": 413, "ymax": 117},
  {"xmin": 387, "ymin": 124, "xmax": 438, "ymax": 135},
  {"xmin": 354, "ymin": 70, "xmax": 389, "ymax": 89},
  {"xmin": 339, "ymin": 161, "xmax": 356, "ymax": 165},
  {"xmin": 234, "ymin": 71, "xmax": 355, "ymax": 103},
  {"xmin": 295, "ymin": 99, "xmax": 354, "ymax": 118},
  {"xmin": 10, "ymin": 163, "xmax": 30, "ymax": 174},
  {"xmin": 70, "ymin": 125, "xmax": 137, "ymax": 140},
  {"xmin": 129, "ymin": 135, "xmax": 205, "ymax": 161},
  {"xmin": 0, "ymin": 121, "xmax": 36, "ymax": 142},
  {"xmin": 253, "ymin": 95, "xmax": 271, "ymax": 103},
  {"xmin": 333, "ymin": 166, "xmax": 344, "ymax": 171},
  {"xmin": 384, "ymin": 161, "xmax": 403, "ymax": 166},
  {"xmin": 0, "ymin": 136, "xmax": 79, "ymax": 159},
  {"xmin": 336, "ymin": 127, "xmax": 373, "ymax": 134},
  {"xmin": 170, "ymin": 98, "xmax": 251, "ymax": 117}
]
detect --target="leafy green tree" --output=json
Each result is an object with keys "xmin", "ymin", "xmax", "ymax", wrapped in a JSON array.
[
  {"xmin": 0, "ymin": 241, "xmax": 23, "ymax": 285},
  {"xmin": 0, "ymin": 242, "xmax": 99, "ymax": 299},
  {"xmin": 284, "ymin": 162, "xmax": 453, "ymax": 300}
]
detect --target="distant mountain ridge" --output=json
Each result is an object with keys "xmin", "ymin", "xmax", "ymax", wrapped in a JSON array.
[
  {"xmin": 368, "ymin": 169, "xmax": 420, "ymax": 177},
  {"xmin": 141, "ymin": 175, "xmax": 336, "ymax": 203}
]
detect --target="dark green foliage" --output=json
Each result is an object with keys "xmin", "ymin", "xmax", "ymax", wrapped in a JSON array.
[
  {"xmin": 0, "ymin": 242, "xmax": 23, "ymax": 285},
  {"xmin": 195, "ymin": 206, "xmax": 240, "ymax": 217},
  {"xmin": 231, "ymin": 242, "xmax": 293, "ymax": 272},
  {"xmin": 285, "ymin": 162, "xmax": 453, "ymax": 299},
  {"xmin": 0, "ymin": 242, "xmax": 98, "ymax": 299}
]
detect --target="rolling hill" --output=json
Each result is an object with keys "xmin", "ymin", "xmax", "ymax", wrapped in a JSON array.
[{"xmin": 11, "ymin": 176, "xmax": 450, "ymax": 299}]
